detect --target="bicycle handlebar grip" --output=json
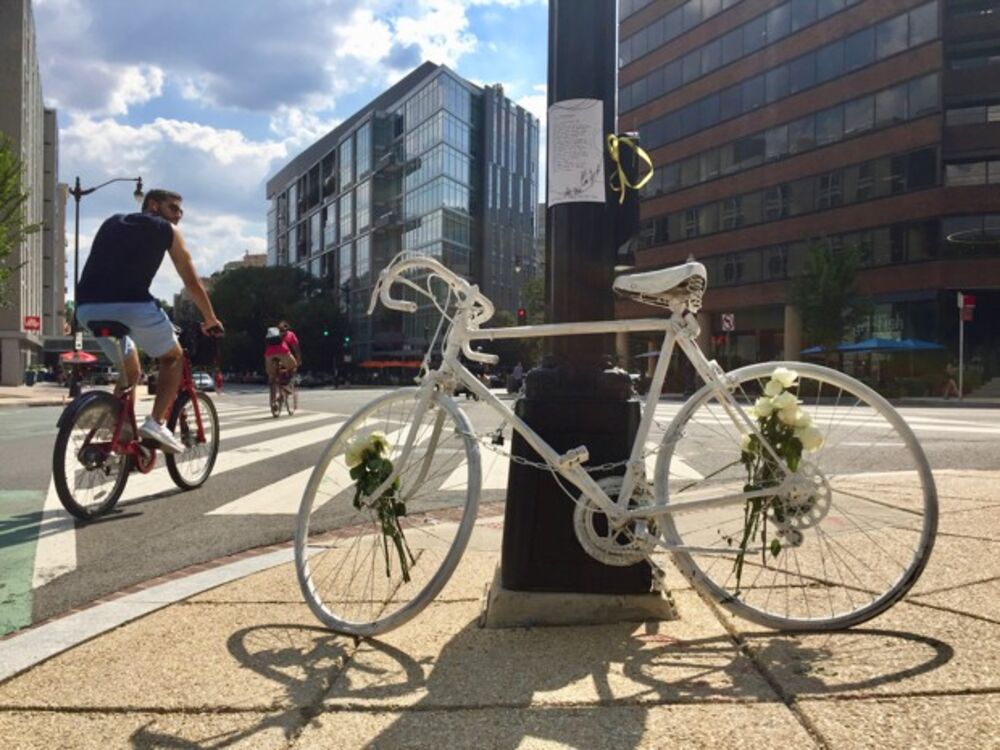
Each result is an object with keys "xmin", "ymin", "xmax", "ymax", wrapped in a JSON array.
[{"xmin": 380, "ymin": 277, "xmax": 418, "ymax": 313}]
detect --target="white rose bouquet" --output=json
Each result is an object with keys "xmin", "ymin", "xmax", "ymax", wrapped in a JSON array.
[
  {"xmin": 346, "ymin": 431, "xmax": 415, "ymax": 582},
  {"xmin": 733, "ymin": 367, "xmax": 824, "ymax": 592}
]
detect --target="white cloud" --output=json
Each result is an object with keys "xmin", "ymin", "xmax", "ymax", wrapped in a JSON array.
[
  {"xmin": 333, "ymin": 9, "xmax": 396, "ymax": 65},
  {"xmin": 393, "ymin": 0, "xmax": 478, "ymax": 69}
]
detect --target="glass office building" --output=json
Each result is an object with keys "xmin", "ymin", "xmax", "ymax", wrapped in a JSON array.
[
  {"xmin": 618, "ymin": 0, "xmax": 1000, "ymax": 392},
  {"xmin": 266, "ymin": 62, "xmax": 539, "ymax": 366}
]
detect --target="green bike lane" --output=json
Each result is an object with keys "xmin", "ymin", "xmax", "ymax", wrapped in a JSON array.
[{"xmin": 0, "ymin": 406, "xmax": 62, "ymax": 635}]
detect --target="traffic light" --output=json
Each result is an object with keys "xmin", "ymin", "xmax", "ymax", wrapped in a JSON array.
[
  {"xmin": 517, "ymin": 308, "xmax": 527, "ymax": 325},
  {"xmin": 322, "ymin": 328, "xmax": 329, "ymax": 337},
  {"xmin": 343, "ymin": 334, "xmax": 351, "ymax": 345}
]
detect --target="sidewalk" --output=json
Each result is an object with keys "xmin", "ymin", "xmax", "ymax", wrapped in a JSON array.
[
  {"xmin": 0, "ymin": 469, "xmax": 997, "ymax": 748},
  {"xmin": 0, "ymin": 382, "xmax": 156, "ymax": 409}
]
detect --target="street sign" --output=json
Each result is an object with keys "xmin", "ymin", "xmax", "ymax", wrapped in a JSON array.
[
  {"xmin": 957, "ymin": 292, "xmax": 977, "ymax": 308},
  {"xmin": 721, "ymin": 313, "xmax": 735, "ymax": 332},
  {"xmin": 962, "ymin": 306, "xmax": 974, "ymax": 322},
  {"xmin": 74, "ymin": 331, "xmax": 83, "ymax": 351},
  {"xmin": 23, "ymin": 315, "xmax": 40, "ymax": 331}
]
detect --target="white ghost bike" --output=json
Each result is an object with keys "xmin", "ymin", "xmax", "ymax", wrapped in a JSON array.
[{"xmin": 295, "ymin": 253, "xmax": 937, "ymax": 638}]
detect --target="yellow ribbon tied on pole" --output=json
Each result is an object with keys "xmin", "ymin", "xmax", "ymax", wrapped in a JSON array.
[{"xmin": 607, "ymin": 133, "xmax": 654, "ymax": 204}]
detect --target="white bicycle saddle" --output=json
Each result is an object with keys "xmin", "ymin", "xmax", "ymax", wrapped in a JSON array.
[{"xmin": 613, "ymin": 261, "xmax": 707, "ymax": 311}]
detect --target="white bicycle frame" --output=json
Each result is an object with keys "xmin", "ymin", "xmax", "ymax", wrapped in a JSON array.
[{"xmin": 369, "ymin": 256, "xmax": 795, "ymax": 541}]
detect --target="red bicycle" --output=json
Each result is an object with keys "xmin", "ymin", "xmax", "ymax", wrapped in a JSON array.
[{"xmin": 52, "ymin": 320, "xmax": 222, "ymax": 521}]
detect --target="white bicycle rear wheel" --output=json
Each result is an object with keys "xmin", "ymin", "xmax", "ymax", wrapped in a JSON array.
[
  {"xmin": 295, "ymin": 388, "xmax": 481, "ymax": 637},
  {"xmin": 655, "ymin": 362, "xmax": 937, "ymax": 630}
]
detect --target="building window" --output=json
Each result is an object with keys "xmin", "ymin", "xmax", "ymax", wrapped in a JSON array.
[
  {"xmin": 945, "ymin": 162, "xmax": 987, "ymax": 186},
  {"xmin": 765, "ymin": 185, "xmax": 790, "ymax": 220},
  {"xmin": 721, "ymin": 197, "xmax": 742, "ymax": 230},
  {"xmin": 815, "ymin": 107, "xmax": 843, "ymax": 145},
  {"xmin": 875, "ymin": 85, "xmax": 907, "ymax": 127},
  {"xmin": 339, "ymin": 137, "xmax": 354, "ymax": 189},
  {"xmin": 909, "ymin": 2, "xmax": 938, "ymax": 47},
  {"xmin": 765, "ymin": 246, "xmax": 788, "ymax": 279},
  {"xmin": 817, "ymin": 172, "xmax": 842, "ymax": 208},
  {"xmin": 844, "ymin": 96, "xmax": 875, "ymax": 135},
  {"xmin": 684, "ymin": 208, "xmax": 701, "ymax": 238},
  {"xmin": 844, "ymin": 27, "xmax": 875, "ymax": 71},
  {"xmin": 876, "ymin": 14, "xmax": 909, "ymax": 59}
]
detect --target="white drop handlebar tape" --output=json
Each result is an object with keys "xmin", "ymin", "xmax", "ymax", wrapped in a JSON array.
[{"xmin": 366, "ymin": 256, "xmax": 500, "ymax": 366}]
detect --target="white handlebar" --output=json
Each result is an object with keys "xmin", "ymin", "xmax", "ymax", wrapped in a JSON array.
[{"xmin": 367, "ymin": 255, "xmax": 495, "ymax": 323}]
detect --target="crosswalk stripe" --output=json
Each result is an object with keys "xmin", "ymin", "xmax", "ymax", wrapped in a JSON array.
[
  {"xmin": 220, "ymin": 412, "xmax": 334, "ymax": 441},
  {"xmin": 210, "ymin": 421, "xmax": 445, "ymax": 516},
  {"xmin": 122, "ymin": 420, "xmax": 348, "ymax": 501},
  {"xmin": 32, "ymin": 420, "xmax": 348, "ymax": 588}
]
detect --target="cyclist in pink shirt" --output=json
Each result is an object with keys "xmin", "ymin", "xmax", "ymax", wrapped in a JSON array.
[{"xmin": 264, "ymin": 320, "xmax": 301, "ymax": 406}]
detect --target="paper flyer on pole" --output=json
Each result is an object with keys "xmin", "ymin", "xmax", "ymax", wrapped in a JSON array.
[{"xmin": 547, "ymin": 98, "xmax": 605, "ymax": 206}]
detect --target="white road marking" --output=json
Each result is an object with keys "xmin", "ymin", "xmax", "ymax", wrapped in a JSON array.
[
  {"xmin": 32, "ymin": 417, "xmax": 345, "ymax": 587},
  {"xmin": 209, "ymin": 423, "xmax": 429, "ymax": 516}
]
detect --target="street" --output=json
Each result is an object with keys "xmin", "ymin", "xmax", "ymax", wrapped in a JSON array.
[{"xmin": 2, "ymin": 387, "xmax": 999, "ymax": 637}]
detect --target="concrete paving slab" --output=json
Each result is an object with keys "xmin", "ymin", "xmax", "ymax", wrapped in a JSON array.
[
  {"xmin": 0, "ymin": 603, "xmax": 353, "ymax": 711},
  {"xmin": 295, "ymin": 702, "xmax": 817, "ymax": 749},
  {"xmin": 189, "ymin": 560, "xmax": 304, "ymax": 604},
  {"xmin": 909, "ymin": 577, "xmax": 1000, "ymax": 623},
  {"xmin": 0, "ymin": 709, "xmax": 293, "ymax": 749},
  {"xmin": 909, "ymin": 535, "xmax": 1000, "ymax": 597},
  {"xmin": 323, "ymin": 592, "xmax": 778, "ymax": 710},
  {"xmin": 932, "ymin": 471, "xmax": 1000, "ymax": 512},
  {"xmin": 729, "ymin": 598, "xmax": 999, "ymax": 700},
  {"xmin": 797, "ymin": 692, "xmax": 1000, "ymax": 750}
]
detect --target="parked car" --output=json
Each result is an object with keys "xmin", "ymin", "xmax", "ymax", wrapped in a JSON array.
[
  {"xmin": 90, "ymin": 366, "xmax": 119, "ymax": 386},
  {"xmin": 192, "ymin": 372, "xmax": 215, "ymax": 391}
]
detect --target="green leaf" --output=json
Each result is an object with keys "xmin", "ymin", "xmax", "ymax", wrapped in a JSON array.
[{"xmin": 770, "ymin": 538, "xmax": 782, "ymax": 557}]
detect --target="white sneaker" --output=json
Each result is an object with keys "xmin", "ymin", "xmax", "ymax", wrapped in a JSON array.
[{"xmin": 139, "ymin": 417, "xmax": 185, "ymax": 454}]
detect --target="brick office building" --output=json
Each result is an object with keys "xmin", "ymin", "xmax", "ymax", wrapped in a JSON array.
[{"xmin": 617, "ymin": 0, "xmax": 1000, "ymax": 392}]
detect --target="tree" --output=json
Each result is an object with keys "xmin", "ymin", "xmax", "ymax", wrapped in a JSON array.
[
  {"xmin": 0, "ymin": 135, "xmax": 42, "ymax": 307},
  {"xmin": 788, "ymin": 239, "xmax": 866, "ymax": 361},
  {"xmin": 209, "ymin": 265, "xmax": 345, "ymax": 372}
]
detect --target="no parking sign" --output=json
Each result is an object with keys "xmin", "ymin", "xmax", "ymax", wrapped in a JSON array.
[{"xmin": 721, "ymin": 313, "xmax": 735, "ymax": 332}]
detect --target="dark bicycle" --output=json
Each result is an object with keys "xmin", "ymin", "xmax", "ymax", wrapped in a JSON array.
[
  {"xmin": 269, "ymin": 358, "xmax": 297, "ymax": 418},
  {"xmin": 52, "ymin": 320, "xmax": 222, "ymax": 521}
]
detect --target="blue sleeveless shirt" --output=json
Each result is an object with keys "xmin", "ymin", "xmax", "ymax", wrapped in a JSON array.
[{"xmin": 77, "ymin": 212, "xmax": 174, "ymax": 304}]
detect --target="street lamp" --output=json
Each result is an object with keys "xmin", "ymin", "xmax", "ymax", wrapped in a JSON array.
[{"xmin": 67, "ymin": 176, "xmax": 143, "ymax": 396}]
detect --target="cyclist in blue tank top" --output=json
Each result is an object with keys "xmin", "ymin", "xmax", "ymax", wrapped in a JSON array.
[{"xmin": 76, "ymin": 189, "xmax": 224, "ymax": 453}]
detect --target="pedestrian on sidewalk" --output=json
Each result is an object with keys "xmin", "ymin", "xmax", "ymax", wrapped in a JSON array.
[{"xmin": 943, "ymin": 361, "xmax": 960, "ymax": 399}]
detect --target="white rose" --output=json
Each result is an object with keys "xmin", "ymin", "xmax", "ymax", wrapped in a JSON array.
[
  {"xmin": 793, "ymin": 409, "xmax": 812, "ymax": 429},
  {"xmin": 753, "ymin": 396, "xmax": 775, "ymax": 417},
  {"xmin": 740, "ymin": 433, "xmax": 752, "ymax": 452},
  {"xmin": 778, "ymin": 406, "xmax": 801, "ymax": 426},
  {"xmin": 796, "ymin": 426, "xmax": 824, "ymax": 451},
  {"xmin": 772, "ymin": 391, "xmax": 799, "ymax": 410},
  {"xmin": 771, "ymin": 367, "xmax": 799, "ymax": 389},
  {"xmin": 369, "ymin": 431, "xmax": 389, "ymax": 456},
  {"xmin": 345, "ymin": 434, "xmax": 367, "ymax": 468},
  {"xmin": 764, "ymin": 378, "xmax": 784, "ymax": 397}
]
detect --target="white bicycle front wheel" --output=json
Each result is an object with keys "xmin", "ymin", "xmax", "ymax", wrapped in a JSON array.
[
  {"xmin": 295, "ymin": 388, "xmax": 481, "ymax": 637},
  {"xmin": 655, "ymin": 362, "xmax": 937, "ymax": 630}
]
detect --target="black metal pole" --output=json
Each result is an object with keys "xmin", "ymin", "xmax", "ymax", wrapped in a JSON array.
[
  {"xmin": 500, "ymin": 0, "xmax": 651, "ymax": 595},
  {"xmin": 69, "ymin": 178, "xmax": 82, "ymax": 397}
]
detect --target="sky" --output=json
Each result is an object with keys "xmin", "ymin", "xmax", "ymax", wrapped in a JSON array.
[{"xmin": 34, "ymin": 0, "xmax": 549, "ymax": 303}]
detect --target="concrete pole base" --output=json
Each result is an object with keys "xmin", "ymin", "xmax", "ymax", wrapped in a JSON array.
[{"xmin": 479, "ymin": 565, "xmax": 678, "ymax": 629}]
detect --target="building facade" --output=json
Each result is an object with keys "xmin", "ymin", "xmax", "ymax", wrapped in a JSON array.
[
  {"xmin": 265, "ymin": 62, "xmax": 539, "ymax": 365},
  {"xmin": 42, "ymin": 108, "xmax": 67, "ymax": 339},
  {"xmin": 618, "ymin": 0, "xmax": 1000, "ymax": 392},
  {"xmin": 0, "ymin": 0, "xmax": 53, "ymax": 385}
]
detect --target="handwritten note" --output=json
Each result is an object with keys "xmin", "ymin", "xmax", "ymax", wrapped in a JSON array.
[{"xmin": 547, "ymin": 98, "xmax": 605, "ymax": 206}]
